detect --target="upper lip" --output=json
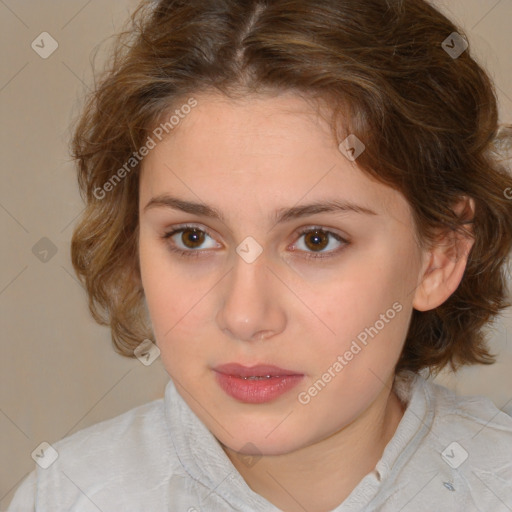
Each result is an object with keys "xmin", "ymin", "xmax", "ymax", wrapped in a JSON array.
[{"xmin": 213, "ymin": 363, "xmax": 303, "ymax": 378}]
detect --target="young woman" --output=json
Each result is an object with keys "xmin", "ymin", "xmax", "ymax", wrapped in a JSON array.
[{"xmin": 9, "ymin": 0, "xmax": 512, "ymax": 510}]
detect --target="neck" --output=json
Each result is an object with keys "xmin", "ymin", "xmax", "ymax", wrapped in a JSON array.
[{"xmin": 222, "ymin": 375, "xmax": 405, "ymax": 512}]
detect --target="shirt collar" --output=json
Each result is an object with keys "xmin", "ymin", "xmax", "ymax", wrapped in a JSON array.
[
  {"xmin": 164, "ymin": 370, "xmax": 432, "ymax": 511},
  {"xmin": 164, "ymin": 378, "xmax": 280, "ymax": 510}
]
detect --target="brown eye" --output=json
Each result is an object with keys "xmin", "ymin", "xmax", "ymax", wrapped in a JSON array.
[
  {"xmin": 180, "ymin": 228, "xmax": 206, "ymax": 249},
  {"xmin": 162, "ymin": 224, "xmax": 348, "ymax": 261},
  {"xmin": 303, "ymin": 229, "xmax": 329, "ymax": 252},
  {"xmin": 162, "ymin": 225, "xmax": 218, "ymax": 256},
  {"xmin": 293, "ymin": 227, "xmax": 349, "ymax": 261}
]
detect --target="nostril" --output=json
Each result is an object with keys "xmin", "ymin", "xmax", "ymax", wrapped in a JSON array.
[{"xmin": 254, "ymin": 330, "xmax": 273, "ymax": 341}]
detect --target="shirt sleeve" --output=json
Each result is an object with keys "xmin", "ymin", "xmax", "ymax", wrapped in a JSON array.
[{"xmin": 6, "ymin": 470, "xmax": 36, "ymax": 512}]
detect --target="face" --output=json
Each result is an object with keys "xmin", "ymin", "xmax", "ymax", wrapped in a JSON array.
[{"xmin": 138, "ymin": 91, "xmax": 426, "ymax": 456}]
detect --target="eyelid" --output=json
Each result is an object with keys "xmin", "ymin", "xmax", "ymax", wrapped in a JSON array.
[
  {"xmin": 162, "ymin": 223, "xmax": 350, "ymax": 260},
  {"xmin": 289, "ymin": 226, "xmax": 349, "ymax": 260},
  {"xmin": 162, "ymin": 223, "xmax": 221, "ymax": 250}
]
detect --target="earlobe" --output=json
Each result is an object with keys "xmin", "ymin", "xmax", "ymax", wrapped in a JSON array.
[{"xmin": 412, "ymin": 197, "xmax": 475, "ymax": 312}]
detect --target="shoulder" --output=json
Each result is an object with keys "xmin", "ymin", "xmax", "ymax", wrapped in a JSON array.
[
  {"xmin": 8, "ymin": 396, "xmax": 180, "ymax": 511},
  {"xmin": 51, "ymin": 395, "xmax": 170, "ymax": 468},
  {"xmin": 424, "ymin": 375, "xmax": 512, "ymax": 444},
  {"xmin": 394, "ymin": 370, "xmax": 512, "ymax": 470},
  {"xmin": 382, "ymin": 372, "xmax": 512, "ymax": 511},
  {"xmin": 418, "ymin": 374, "xmax": 512, "ymax": 509}
]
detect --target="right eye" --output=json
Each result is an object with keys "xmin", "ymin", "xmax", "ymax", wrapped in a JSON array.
[{"xmin": 162, "ymin": 224, "xmax": 220, "ymax": 258}]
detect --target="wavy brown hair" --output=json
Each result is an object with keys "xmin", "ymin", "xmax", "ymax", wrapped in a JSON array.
[{"xmin": 70, "ymin": 0, "xmax": 512, "ymax": 376}]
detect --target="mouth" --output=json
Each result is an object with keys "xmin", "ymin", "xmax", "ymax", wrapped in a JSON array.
[
  {"xmin": 213, "ymin": 363, "xmax": 302, "ymax": 378},
  {"xmin": 213, "ymin": 363, "xmax": 304, "ymax": 403}
]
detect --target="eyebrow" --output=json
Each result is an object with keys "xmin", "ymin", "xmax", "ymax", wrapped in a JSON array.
[{"xmin": 143, "ymin": 194, "xmax": 378, "ymax": 224}]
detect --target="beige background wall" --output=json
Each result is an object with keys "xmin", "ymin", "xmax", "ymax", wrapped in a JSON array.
[{"xmin": 1, "ymin": 0, "xmax": 511, "ymax": 507}]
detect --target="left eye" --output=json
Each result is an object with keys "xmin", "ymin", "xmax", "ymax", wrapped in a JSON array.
[
  {"xmin": 162, "ymin": 225, "xmax": 348, "ymax": 260},
  {"xmin": 292, "ymin": 228, "xmax": 348, "ymax": 259}
]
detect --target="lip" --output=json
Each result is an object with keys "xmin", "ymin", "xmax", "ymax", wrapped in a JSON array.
[
  {"xmin": 213, "ymin": 363, "xmax": 304, "ymax": 404},
  {"xmin": 214, "ymin": 363, "xmax": 302, "ymax": 378}
]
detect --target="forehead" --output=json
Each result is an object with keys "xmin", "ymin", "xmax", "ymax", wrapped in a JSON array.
[{"xmin": 140, "ymin": 91, "xmax": 412, "ymax": 226}]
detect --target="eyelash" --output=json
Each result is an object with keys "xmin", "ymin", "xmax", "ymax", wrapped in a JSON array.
[{"xmin": 161, "ymin": 224, "xmax": 349, "ymax": 261}]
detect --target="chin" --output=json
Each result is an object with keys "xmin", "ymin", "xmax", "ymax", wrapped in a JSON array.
[{"xmin": 218, "ymin": 426, "xmax": 310, "ymax": 457}]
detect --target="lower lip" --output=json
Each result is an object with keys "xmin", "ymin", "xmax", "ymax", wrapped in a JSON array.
[{"xmin": 214, "ymin": 372, "xmax": 304, "ymax": 404}]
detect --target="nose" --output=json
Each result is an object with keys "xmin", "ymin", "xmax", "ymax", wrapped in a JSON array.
[{"xmin": 216, "ymin": 252, "xmax": 286, "ymax": 343}]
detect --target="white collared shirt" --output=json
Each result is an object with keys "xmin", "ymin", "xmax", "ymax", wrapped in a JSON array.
[{"xmin": 8, "ymin": 370, "xmax": 512, "ymax": 511}]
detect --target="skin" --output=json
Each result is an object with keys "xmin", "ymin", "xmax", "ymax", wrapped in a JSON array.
[{"xmin": 137, "ymin": 90, "xmax": 474, "ymax": 511}]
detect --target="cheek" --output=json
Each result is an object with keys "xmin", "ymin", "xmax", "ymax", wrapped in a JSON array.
[
  {"xmin": 307, "ymin": 251, "xmax": 412, "ymax": 365},
  {"xmin": 139, "ymin": 238, "xmax": 165, "ymax": 303},
  {"xmin": 138, "ymin": 234, "xmax": 214, "ymax": 362},
  {"xmin": 139, "ymin": 234, "xmax": 182, "ymax": 336}
]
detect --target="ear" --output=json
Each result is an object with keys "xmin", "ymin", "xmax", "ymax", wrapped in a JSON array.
[{"xmin": 412, "ymin": 196, "xmax": 475, "ymax": 312}]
